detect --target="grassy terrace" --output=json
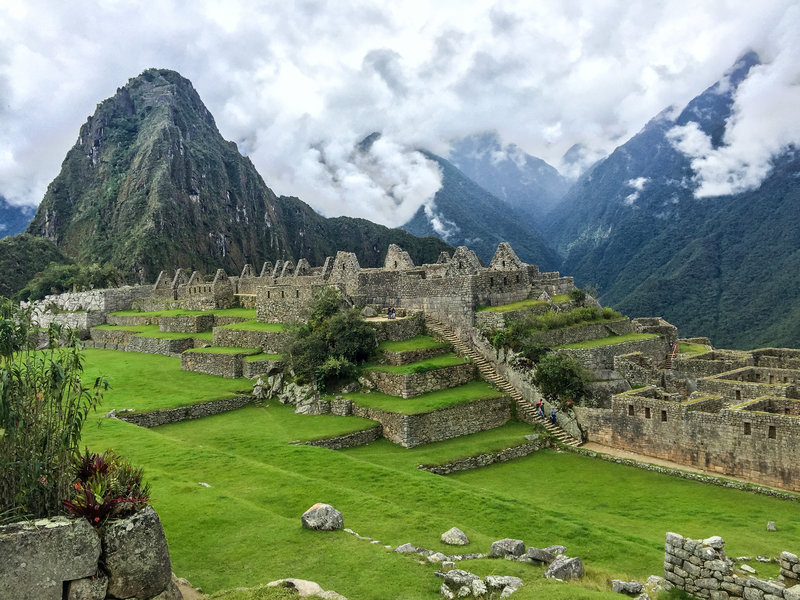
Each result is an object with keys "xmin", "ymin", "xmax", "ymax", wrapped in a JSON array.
[
  {"xmin": 215, "ymin": 319, "xmax": 285, "ymax": 332},
  {"xmin": 244, "ymin": 353, "xmax": 283, "ymax": 362},
  {"xmin": 111, "ymin": 307, "xmax": 257, "ymax": 318},
  {"xmin": 680, "ymin": 342, "xmax": 709, "ymax": 354},
  {"xmin": 93, "ymin": 324, "xmax": 205, "ymax": 340},
  {"xmin": 343, "ymin": 381, "xmax": 504, "ymax": 414},
  {"xmin": 476, "ymin": 295, "xmax": 571, "ymax": 313},
  {"xmin": 81, "ymin": 349, "xmax": 249, "ymax": 411},
  {"xmin": 364, "ymin": 352, "xmax": 468, "ymax": 374},
  {"xmin": 76, "ymin": 349, "xmax": 800, "ymax": 599},
  {"xmin": 377, "ymin": 334, "xmax": 449, "ymax": 353},
  {"xmin": 556, "ymin": 333, "xmax": 659, "ymax": 350},
  {"xmin": 185, "ymin": 346, "xmax": 262, "ymax": 355}
]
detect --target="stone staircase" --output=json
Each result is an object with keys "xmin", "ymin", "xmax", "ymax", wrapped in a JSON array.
[
  {"xmin": 424, "ymin": 316, "xmax": 581, "ymax": 447},
  {"xmin": 664, "ymin": 342, "xmax": 679, "ymax": 370}
]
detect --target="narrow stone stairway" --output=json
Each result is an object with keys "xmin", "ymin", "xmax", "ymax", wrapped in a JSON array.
[{"xmin": 424, "ymin": 316, "xmax": 581, "ymax": 447}]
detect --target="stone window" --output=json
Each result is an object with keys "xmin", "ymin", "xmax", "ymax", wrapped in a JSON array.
[
  {"xmin": 281, "ymin": 290, "xmax": 285, "ymax": 298},
  {"xmin": 503, "ymin": 277, "xmax": 507, "ymax": 285},
  {"xmin": 267, "ymin": 291, "xmax": 270, "ymax": 298},
  {"xmin": 661, "ymin": 410, "xmax": 667, "ymax": 422},
  {"xmin": 628, "ymin": 404, "xmax": 634, "ymax": 416},
  {"xmin": 645, "ymin": 407, "xmax": 651, "ymax": 419},
  {"xmin": 735, "ymin": 389, "xmax": 741, "ymax": 402},
  {"xmin": 502, "ymin": 260, "xmax": 506, "ymax": 268},
  {"xmin": 490, "ymin": 277, "xmax": 494, "ymax": 286},
  {"xmin": 744, "ymin": 422, "xmax": 751, "ymax": 435},
  {"xmin": 516, "ymin": 275, "xmax": 520, "ymax": 283},
  {"xmin": 394, "ymin": 261, "xmax": 398, "ymax": 268},
  {"xmin": 768, "ymin": 425, "xmax": 776, "ymax": 439},
  {"xmin": 295, "ymin": 290, "xmax": 299, "ymax": 298}
]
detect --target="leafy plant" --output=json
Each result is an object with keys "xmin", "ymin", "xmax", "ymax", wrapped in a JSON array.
[
  {"xmin": 531, "ymin": 352, "xmax": 593, "ymax": 409},
  {"xmin": 0, "ymin": 299, "xmax": 107, "ymax": 522}
]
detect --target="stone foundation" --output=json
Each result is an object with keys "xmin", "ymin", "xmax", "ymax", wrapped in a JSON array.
[
  {"xmin": 303, "ymin": 425, "xmax": 382, "ymax": 450},
  {"xmin": 366, "ymin": 363, "xmax": 477, "ymax": 398},
  {"xmin": 117, "ymin": 396, "xmax": 252, "ymax": 427},
  {"xmin": 181, "ymin": 351, "xmax": 248, "ymax": 378},
  {"xmin": 213, "ymin": 327, "xmax": 285, "ymax": 353}
]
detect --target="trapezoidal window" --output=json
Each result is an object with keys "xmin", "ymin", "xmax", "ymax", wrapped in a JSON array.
[
  {"xmin": 661, "ymin": 410, "xmax": 667, "ymax": 422},
  {"xmin": 281, "ymin": 290, "xmax": 285, "ymax": 298},
  {"xmin": 744, "ymin": 422, "xmax": 751, "ymax": 435},
  {"xmin": 735, "ymin": 389, "xmax": 742, "ymax": 402},
  {"xmin": 490, "ymin": 277, "xmax": 494, "ymax": 286},
  {"xmin": 628, "ymin": 404, "xmax": 634, "ymax": 416},
  {"xmin": 768, "ymin": 425, "xmax": 776, "ymax": 439},
  {"xmin": 394, "ymin": 261, "xmax": 397, "ymax": 268},
  {"xmin": 295, "ymin": 290, "xmax": 299, "ymax": 298},
  {"xmin": 645, "ymin": 407, "xmax": 651, "ymax": 419},
  {"xmin": 516, "ymin": 275, "xmax": 520, "ymax": 283},
  {"xmin": 267, "ymin": 291, "xmax": 270, "ymax": 298}
]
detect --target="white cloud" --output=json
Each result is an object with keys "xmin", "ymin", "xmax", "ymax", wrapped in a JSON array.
[{"xmin": 0, "ymin": 0, "xmax": 796, "ymax": 220}]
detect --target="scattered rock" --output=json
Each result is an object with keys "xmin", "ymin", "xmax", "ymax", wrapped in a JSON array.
[
  {"xmin": 105, "ymin": 409, "xmax": 117, "ymax": 419},
  {"xmin": 441, "ymin": 527, "xmax": 470, "ymax": 546},
  {"xmin": 300, "ymin": 503, "xmax": 343, "ymax": 531},
  {"xmin": 544, "ymin": 556, "xmax": 584, "ymax": 580},
  {"xmin": 357, "ymin": 376, "xmax": 375, "ymax": 390},
  {"xmin": 150, "ymin": 578, "xmax": 183, "ymax": 600},
  {"xmin": 361, "ymin": 306, "xmax": 377, "ymax": 317},
  {"xmin": 442, "ymin": 561, "xmax": 456, "ymax": 571},
  {"xmin": 394, "ymin": 543, "xmax": 419, "ymax": 554},
  {"xmin": 767, "ymin": 521, "xmax": 777, "ymax": 531},
  {"xmin": 644, "ymin": 575, "xmax": 665, "ymax": 595},
  {"xmin": 740, "ymin": 564, "xmax": 757, "ymax": 574},
  {"xmin": 443, "ymin": 569, "xmax": 481, "ymax": 589},
  {"xmin": 489, "ymin": 538, "xmax": 525, "ymax": 559},
  {"xmin": 612, "ymin": 579, "xmax": 644, "ymax": 595},
  {"xmin": 756, "ymin": 555, "xmax": 772, "ymax": 563},
  {"xmin": 524, "ymin": 434, "xmax": 540, "ymax": 441},
  {"xmin": 198, "ymin": 482, "xmax": 211, "ymax": 488},
  {"xmin": 544, "ymin": 544, "xmax": 567, "ymax": 556},
  {"xmin": 518, "ymin": 547, "xmax": 555, "ymax": 565},
  {"xmin": 268, "ymin": 578, "xmax": 347, "ymax": 599}
]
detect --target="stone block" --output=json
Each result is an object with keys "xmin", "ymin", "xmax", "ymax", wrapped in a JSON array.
[
  {"xmin": 0, "ymin": 517, "xmax": 101, "ymax": 600},
  {"xmin": 721, "ymin": 582, "xmax": 743, "ymax": 595},
  {"xmin": 545, "ymin": 556, "xmax": 584, "ymax": 580},
  {"xmin": 683, "ymin": 561, "xmax": 701, "ymax": 576},
  {"xmin": 103, "ymin": 506, "xmax": 172, "ymax": 600},
  {"xmin": 784, "ymin": 585, "xmax": 800, "ymax": 600},
  {"xmin": 489, "ymin": 539, "xmax": 525, "ymax": 558},
  {"xmin": 743, "ymin": 588, "xmax": 765, "ymax": 600},
  {"xmin": 301, "ymin": 503, "xmax": 344, "ymax": 531},
  {"xmin": 665, "ymin": 571, "xmax": 685, "ymax": 587},
  {"xmin": 67, "ymin": 573, "xmax": 108, "ymax": 600},
  {"xmin": 695, "ymin": 577, "xmax": 721, "ymax": 590}
]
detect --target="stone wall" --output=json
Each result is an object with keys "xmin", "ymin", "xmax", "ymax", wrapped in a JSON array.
[
  {"xmin": 0, "ymin": 507, "xmax": 177, "ymax": 600},
  {"xmin": 23, "ymin": 286, "xmax": 152, "ymax": 315},
  {"xmin": 366, "ymin": 363, "xmax": 476, "ymax": 398},
  {"xmin": 418, "ymin": 437, "xmax": 551, "ymax": 475},
  {"xmin": 673, "ymin": 350, "xmax": 754, "ymax": 379},
  {"xmin": 352, "ymin": 396, "xmax": 512, "ymax": 448},
  {"xmin": 118, "ymin": 396, "xmax": 252, "ymax": 427},
  {"xmin": 303, "ymin": 425, "xmax": 383, "ymax": 450},
  {"xmin": 159, "ymin": 314, "xmax": 215, "ymax": 333},
  {"xmin": 128, "ymin": 336, "xmax": 195, "ymax": 356},
  {"xmin": 369, "ymin": 312, "xmax": 425, "ymax": 343},
  {"xmin": 107, "ymin": 314, "xmax": 160, "ymax": 326},
  {"xmin": 536, "ymin": 318, "xmax": 634, "ymax": 348},
  {"xmin": 380, "ymin": 343, "xmax": 452, "ymax": 366},
  {"xmin": 181, "ymin": 351, "xmax": 245, "ymax": 378},
  {"xmin": 474, "ymin": 304, "xmax": 550, "ymax": 331},
  {"xmin": 243, "ymin": 357, "xmax": 283, "ymax": 379},
  {"xmin": 663, "ymin": 532, "xmax": 800, "ymax": 599},
  {"xmin": 575, "ymin": 388, "xmax": 800, "ymax": 491},
  {"xmin": 213, "ymin": 327, "xmax": 285, "ymax": 353},
  {"xmin": 90, "ymin": 327, "xmax": 140, "ymax": 345},
  {"xmin": 559, "ymin": 335, "xmax": 665, "ymax": 371}
]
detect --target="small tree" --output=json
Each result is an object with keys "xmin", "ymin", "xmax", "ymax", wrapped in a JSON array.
[
  {"xmin": 0, "ymin": 299, "xmax": 107, "ymax": 521},
  {"xmin": 531, "ymin": 352, "xmax": 592, "ymax": 409}
]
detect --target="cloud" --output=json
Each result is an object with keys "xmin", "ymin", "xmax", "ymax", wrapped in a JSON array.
[
  {"xmin": 0, "ymin": 0, "xmax": 796, "ymax": 222},
  {"xmin": 666, "ymin": 5, "xmax": 800, "ymax": 197}
]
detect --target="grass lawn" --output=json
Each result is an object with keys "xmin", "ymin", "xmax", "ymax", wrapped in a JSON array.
[
  {"xmin": 74, "ymin": 347, "xmax": 800, "ymax": 600},
  {"xmin": 185, "ymin": 346, "xmax": 263, "ymax": 355},
  {"xmin": 364, "ymin": 352, "xmax": 468, "ymax": 374},
  {"xmin": 245, "ymin": 353, "xmax": 283, "ymax": 362},
  {"xmin": 82, "ymin": 349, "xmax": 250, "ymax": 411},
  {"xmin": 679, "ymin": 342, "xmax": 709, "ymax": 354},
  {"xmin": 476, "ymin": 298, "xmax": 548, "ymax": 313},
  {"xmin": 377, "ymin": 335, "xmax": 449, "ymax": 353},
  {"xmin": 557, "ymin": 333, "xmax": 660, "ymax": 350},
  {"xmin": 344, "ymin": 381, "xmax": 505, "ymax": 414},
  {"xmin": 216, "ymin": 320, "xmax": 285, "ymax": 332}
]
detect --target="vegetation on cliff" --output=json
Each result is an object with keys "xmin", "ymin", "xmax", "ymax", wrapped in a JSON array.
[{"xmin": 0, "ymin": 234, "xmax": 72, "ymax": 299}]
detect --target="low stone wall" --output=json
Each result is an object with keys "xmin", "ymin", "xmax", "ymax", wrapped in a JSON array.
[
  {"xmin": 160, "ymin": 314, "xmax": 215, "ymax": 333},
  {"xmin": 366, "ymin": 363, "xmax": 476, "ymax": 398},
  {"xmin": 381, "ymin": 344, "xmax": 452, "ymax": 366},
  {"xmin": 303, "ymin": 425, "xmax": 382, "ymax": 450},
  {"xmin": 90, "ymin": 327, "xmax": 140, "ymax": 345},
  {"xmin": 369, "ymin": 312, "xmax": 425, "ymax": 343},
  {"xmin": 474, "ymin": 305, "xmax": 550, "ymax": 331},
  {"xmin": 0, "ymin": 506, "xmax": 177, "ymax": 600},
  {"xmin": 213, "ymin": 327, "xmax": 285, "ymax": 353},
  {"xmin": 181, "ymin": 351, "xmax": 245, "ymax": 378},
  {"xmin": 419, "ymin": 437, "xmax": 551, "ymax": 475},
  {"xmin": 243, "ymin": 358, "xmax": 283, "ymax": 378},
  {"xmin": 664, "ymin": 532, "xmax": 800, "ymax": 599},
  {"xmin": 559, "ymin": 335, "xmax": 665, "ymax": 371},
  {"xmin": 129, "ymin": 336, "xmax": 195, "ymax": 356},
  {"xmin": 107, "ymin": 314, "xmax": 160, "ymax": 326},
  {"xmin": 538, "ymin": 318, "xmax": 633, "ymax": 348},
  {"xmin": 352, "ymin": 396, "xmax": 511, "ymax": 448},
  {"xmin": 118, "ymin": 396, "xmax": 252, "ymax": 427}
]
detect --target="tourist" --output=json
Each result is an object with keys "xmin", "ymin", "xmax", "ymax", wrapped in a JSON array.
[
  {"xmin": 390, "ymin": 307, "xmax": 396, "ymax": 319},
  {"xmin": 537, "ymin": 400, "xmax": 544, "ymax": 419},
  {"xmin": 387, "ymin": 306, "xmax": 392, "ymax": 319},
  {"xmin": 550, "ymin": 408, "xmax": 557, "ymax": 424}
]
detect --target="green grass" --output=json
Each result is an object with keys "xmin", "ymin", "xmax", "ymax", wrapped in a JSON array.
[
  {"xmin": 476, "ymin": 298, "xmax": 548, "ymax": 313},
  {"xmin": 81, "ymin": 349, "xmax": 249, "ymax": 411},
  {"xmin": 344, "ymin": 381, "xmax": 504, "ymax": 414},
  {"xmin": 245, "ymin": 353, "xmax": 283, "ymax": 362},
  {"xmin": 194, "ymin": 331, "xmax": 214, "ymax": 341},
  {"xmin": 94, "ymin": 324, "xmax": 211, "ymax": 340},
  {"xmin": 74, "ymin": 348, "xmax": 800, "ymax": 600},
  {"xmin": 377, "ymin": 335, "xmax": 449, "ymax": 353},
  {"xmin": 679, "ymin": 342, "xmax": 709, "ymax": 354},
  {"xmin": 364, "ymin": 352, "xmax": 468, "ymax": 374},
  {"xmin": 556, "ymin": 333, "xmax": 659, "ymax": 350},
  {"xmin": 111, "ymin": 307, "xmax": 257, "ymax": 318},
  {"xmin": 216, "ymin": 320, "xmax": 285, "ymax": 332},
  {"xmin": 185, "ymin": 346, "xmax": 262, "ymax": 355}
]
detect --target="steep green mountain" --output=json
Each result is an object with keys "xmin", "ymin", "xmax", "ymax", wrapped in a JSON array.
[
  {"xmin": 27, "ymin": 69, "xmax": 450, "ymax": 281},
  {"xmin": 402, "ymin": 151, "xmax": 561, "ymax": 270},
  {"xmin": 448, "ymin": 133, "xmax": 570, "ymax": 219},
  {"xmin": 544, "ymin": 52, "xmax": 800, "ymax": 348},
  {"xmin": 0, "ymin": 197, "xmax": 35, "ymax": 239},
  {"xmin": 0, "ymin": 234, "xmax": 71, "ymax": 299}
]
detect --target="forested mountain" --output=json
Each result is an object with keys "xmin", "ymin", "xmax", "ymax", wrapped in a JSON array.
[
  {"xmin": 448, "ymin": 133, "xmax": 570, "ymax": 219},
  {"xmin": 543, "ymin": 52, "xmax": 800, "ymax": 348},
  {"xmin": 0, "ymin": 197, "xmax": 35, "ymax": 239},
  {"xmin": 402, "ymin": 151, "xmax": 561, "ymax": 270},
  {"xmin": 26, "ymin": 69, "xmax": 450, "ymax": 282}
]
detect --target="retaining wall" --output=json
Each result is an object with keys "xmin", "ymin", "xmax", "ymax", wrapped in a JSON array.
[
  {"xmin": 213, "ymin": 327, "xmax": 285, "ymax": 353},
  {"xmin": 558, "ymin": 335, "xmax": 665, "ymax": 371},
  {"xmin": 117, "ymin": 396, "xmax": 252, "ymax": 427},
  {"xmin": 380, "ymin": 344, "xmax": 452, "ymax": 366},
  {"xmin": 419, "ymin": 437, "xmax": 551, "ymax": 475},
  {"xmin": 302, "ymin": 425, "xmax": 383, "ymax": 450},
  {"xmin": 366, "ymin": 363, "xmax": 476, "ymax": 398},
  {"xmin": 181, "ymin": 352, "xmax": 245, "ymax": 378}
]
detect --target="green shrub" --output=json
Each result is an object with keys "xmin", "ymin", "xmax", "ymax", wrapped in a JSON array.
[
  {"xmin": 568, "ymin": 287, "xmax": 587, "ymax": 305},
  {"xmin": 532, "ymin": 353, "xmax": 593, "ymax": 409},
  {"xmin": 14, "ymin": 262, "xmax": 125, "ymax": 302},
  {"xmin": 0, "ymin": 299, "xmax": 107, "ymax": 522}
]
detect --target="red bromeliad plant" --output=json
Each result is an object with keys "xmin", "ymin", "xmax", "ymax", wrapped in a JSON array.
[{"xmin": 62, "ymin": 449, "xmax": 151, "ymax": 527}]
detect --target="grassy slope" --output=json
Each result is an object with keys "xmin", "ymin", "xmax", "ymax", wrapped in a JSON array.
[
  {"xmin": 78, "ymin": 350, "xmax": 800, "ymax": 599},
  {"xmin": 377, "ymin": 335, "xmax": 449, "ymax": 352},
  {"xmin": 556, "ymin": 333, "xmax": 659, "ymax": 349},
  {"xmin": 364, "ymin": 352, "xmax": 468, "ymax": 374},
  {"xmin": 345, "ymin": 381, "xmax": 503, "ymax": 414}
]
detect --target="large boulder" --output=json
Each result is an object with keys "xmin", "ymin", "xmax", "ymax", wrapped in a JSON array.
[
  {"xmin": 0, "ymin": 516, "xmax": 101, "ymax": 600},
  {"xmin": 268, "ymin": 579, "xmax": 348, "ymax": 599},
  {"xmin": 612, "ymin": 580, "xmax": 644, "ymax": 595},
  {"xmin": 301, "ymin": 503, "xmax": 344, "ymax": 531},
  {"xmin": 441, "ymin": 527, "xmax": 470, "ymax": 546},
  {"xmin": 489, "ymin": 538, "xmax": 525, "ymax": 559},
  {"xmin": 67, "ymin": 573, "xmax": 108, "ymax": 600},
  {"xmin": 103, "ymin": 505, "xmax": 172, "ymax": 600},
  {"xmin": 545, "ymin": 556, "xmax": 584, "ymax": 580},
  {"xmin": 485, "ymin": 575, "xmax": 524, "ymax": 596},
  {"xmin": 518, "ymin": 547, "xmax": 555, "ymax": 564}
]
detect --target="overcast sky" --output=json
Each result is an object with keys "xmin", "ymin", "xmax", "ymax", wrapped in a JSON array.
[{"xmin": 1, "ymin": 0, "xmax": 798, "ymax": 226}]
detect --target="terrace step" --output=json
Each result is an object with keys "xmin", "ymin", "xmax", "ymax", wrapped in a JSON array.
[{"xmin": 424, "ymin": 316, "xmax": 581, "ymax": 447}]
